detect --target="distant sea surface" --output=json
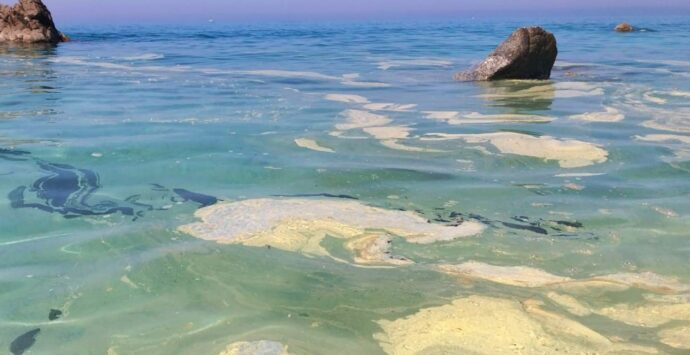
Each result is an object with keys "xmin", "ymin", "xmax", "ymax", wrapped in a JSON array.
[{"xmin": 1, "ymin": 18, "xmax": 689, "ymax": 354}]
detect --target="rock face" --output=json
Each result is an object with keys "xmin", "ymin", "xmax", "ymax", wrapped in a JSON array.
[
  {"xmin": 0, "ymin": 0, "xmax": 67, "ymax": 43},
  {"xmin": 615, "ymin": 22, "xmax": 634, "ymax": 32},
  {"xmin": 455, "ymin": 27, "xmax": 557, "ymax": 81}
]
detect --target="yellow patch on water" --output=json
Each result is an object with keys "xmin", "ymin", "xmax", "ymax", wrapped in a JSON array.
[
  {"xmin": 374, "ymin": 295, "xmax": 657, "ymax": 355},
  {"xmin": 324, "ymin": 94, "xmax": 370, "ymax": 104},
  {"xmin": 546, "ymin": 292, "xmax": 592, "ymax": 316},
  {"xmin": 422, "ymin": 132, "xmax": 608, "ymax": 168},
  {"xmin": 220, "ymin": 341, "xmax": 290, "ymax": 355},
  {"xmin": 294, "ymin": 138, "xmax": 335, "ymax": 153},
  {"xmin": 658, "ymin": 326, "xmax": 690, "ymax": 349},
  {"xmin": 669, "ymin": 90, "xmax": 690, "ymax": 98},
  {"xmin": 363, "ymin": 103, "xmax": 417, "ymax": 112},
  {"xmin": 335, "ymin": 110, "xmax": 392, "ymax": 130},
  {"xmin": 363, "ymin": 126, "xmax": 443, "ymax": 153},
  {"xmin": 424, "ymin": 111, "xmax": 553, "ymax": 125},
  {"xmin": 570, "ymin": 107, "xmax": 625, "ymax": 122},
  {"xmin": 379, "ymin": 140, "xmax": 442, "ymax": 153},
  {"xmin": 178, "ymin": 198, "xmax": 484, "ymax": 264},
  {"xmin": 597, "ymin": 303, "xmax": 690, "ymax": 328},
  {"xmin": 439, "ymin": 262, "xmax": 689, "ymax": 295},
  {"xmin": 438, "ymin": 262, "xmax": 572, "ymax": 287},
  {"xmin": 363, "ymin": 126, "xmax": 411, "ymax": 140},
  {"xmin": 345, "ymin": 234, "xmax": 413, "ymax": 266},
  {"xmin": 636, "ymin": 134, "xmax": 690, "ymax": 145}
]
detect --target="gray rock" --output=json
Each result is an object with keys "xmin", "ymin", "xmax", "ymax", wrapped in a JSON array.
[
  {"xmin": 0, "ymin": 0, "xmax": 67, "ymax": 43},
  {"xmin": 455, "ymin": 27, "xmax": 557, "ymax": 81},
  {"xmin": 614, "ymin": 22, "xmax": 634, "ymax": 32}
]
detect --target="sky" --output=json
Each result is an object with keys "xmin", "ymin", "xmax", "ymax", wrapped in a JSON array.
[{"xmin": 33, "ymin": 0, "xmax": 690, "ymax": 24}]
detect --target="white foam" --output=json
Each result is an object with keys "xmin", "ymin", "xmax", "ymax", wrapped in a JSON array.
[
  {"xmin": 120, "ymin": 53, "xmax": 165, "ymax": 61},
  {"xmin": 377, "ymin": 59, "xmax": 453, "ymax": 70}
]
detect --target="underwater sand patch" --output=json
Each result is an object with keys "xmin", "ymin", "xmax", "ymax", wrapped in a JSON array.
[
  {"xmin": 422, "ymin": 132, "xmax": 608, "ymax": 168},
  {"xmin": 374, "ymin": 295, "xmax": 657, "ymax": 355},
  {"xmin": 294, "ymin": 138, "xmax": 335, "ymax": 153},
  {"xmin": 178, "ymin": 198, "xmax": 484, "ymax": 264},
  {"xmin": 220, "ymin": 340, "xmax": 290, "ymax": 355},
  {"xmin": 335, "ymin": 110, "xmax": 392, "ymax": 131},
  {"xmin": 658, "ymin": 326, "xmax": 690, "ymax": 349},
  {"xmin": 570, "ymin": 107, "xmax": 625, "ymax": 122}
]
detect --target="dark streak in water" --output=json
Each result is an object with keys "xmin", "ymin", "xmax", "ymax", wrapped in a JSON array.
[
  {"xmin": 10, "ymin": 328, "xmax": 40, "ymax": 355},
  {"xmin": 272, "ymin": 193, "xmax": 359, "ymax": 200},
  {"xmin": 0, "ymin": 148, "xmax": 31, "ymax": 156},
  {"xmin": 502, "ymin": 222, "xmax": 549, "ymax": 235},
  {"xmin": 9, "ymin": 161, "xmax": 134, "ymax": 218},
  {"xmin": 0, "ymin": 148, "xmax": 31, "ymax": 161},
  {"xmin": 432, "ymin": 210, "xmax": 592, "ymax": 239},
  {"xmin": 173, "ymin": 188, "xmax": 219, "ymax": 207}
]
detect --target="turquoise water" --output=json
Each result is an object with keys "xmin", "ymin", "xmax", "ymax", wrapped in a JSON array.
[{"xmin": 1, "ymin": 18, "xmax": 689, "ymax": 354}]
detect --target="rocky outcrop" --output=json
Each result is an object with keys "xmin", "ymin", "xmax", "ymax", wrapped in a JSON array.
[
  {"xmin": 455, "ymin": 27, "xmax": 557, "ymax": 81},
  {"xmin": 615, "ymin": 22, "xmax": 634, "ymax": 32},
  {"xmin": 0, "ymin": 0, "xmax": 67, "ymax": 43}
]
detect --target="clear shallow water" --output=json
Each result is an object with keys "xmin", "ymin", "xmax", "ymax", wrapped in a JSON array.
[{"xmin": 0, "ymin": 18, "xmax": 689, "ymax": 354}]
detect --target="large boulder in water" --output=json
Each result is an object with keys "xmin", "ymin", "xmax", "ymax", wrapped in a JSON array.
[
  {"xmin": 0, "ymin": 0, "xmax": 67, "ymax": 43},
  {"xmin": 455, "ymin": 27, "xmax": 557, "ymax": 81}
]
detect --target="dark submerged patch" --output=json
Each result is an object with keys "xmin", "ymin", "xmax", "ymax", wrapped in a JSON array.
[
  {"xmin": 9, "ymin": 161, "xmax": 134, "ymax": 218},
  {"xmin": 173, "ymin": 188, "xmax": 219, "ymax": 207},
  {"xmin": 10, "ymin": 328, "xmax": 40, "ymax": 355},
  {"xmin": 48, "ymin": 309, "xmax": 62, "ymax": 321}
]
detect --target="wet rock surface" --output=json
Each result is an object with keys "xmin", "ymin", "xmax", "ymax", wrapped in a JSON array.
[
  {"xmin": 455, "ymin": 27, "xmax": 558, "ymax": 81},
  {"xmin": 615, "ymin": 22, "xmax": 634, "ymax": 32},
  {"xmin": 0, "ymin": 0, "xmax": 67, "ymax": 43}
]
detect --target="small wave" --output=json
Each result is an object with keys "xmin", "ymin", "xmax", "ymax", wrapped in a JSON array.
[{"xmin": 120, "ymin": 53, "xmax": 165, "ymax": 61}]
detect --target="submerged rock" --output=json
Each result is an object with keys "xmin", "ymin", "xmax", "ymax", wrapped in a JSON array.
[
  {"xmin": 9, "ymin": 328, "xmax": 40, "ymax": 355},
  {"xmin": 0, "ymin": 0, "xmax": 67, "ymax": 43},
  {"xmin": 455, "ymin": 27, "xmax": 557, "ymax": 81},
  {"xmin": 615, "ymin": 22, "xmax": 634, "ymax": 32}
]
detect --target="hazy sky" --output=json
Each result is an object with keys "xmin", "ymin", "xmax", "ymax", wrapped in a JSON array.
[{"xmin": 36, "ymin": 0, "xmax": 690, "ymax": 24}]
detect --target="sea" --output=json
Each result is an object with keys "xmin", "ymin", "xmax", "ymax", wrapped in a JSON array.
[{"xmin": 1, "ymin": 17, "xmax": 689, "ymax": 354}]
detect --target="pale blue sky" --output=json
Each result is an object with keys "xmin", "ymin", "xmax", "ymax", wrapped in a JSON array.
[{"xmin": 37, "ymin": 0, "xmax": 690, "ymax": 24}]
